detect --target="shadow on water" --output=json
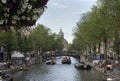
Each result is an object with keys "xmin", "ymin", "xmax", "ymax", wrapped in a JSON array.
[{"xmin": 13, "ymin": 57, "xmax": 102, "ymax": 81}]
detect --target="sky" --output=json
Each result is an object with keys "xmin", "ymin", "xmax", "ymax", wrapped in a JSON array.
[{"xmin": 36, "ymin": 0, "xmax": 97, "ymax": 43}]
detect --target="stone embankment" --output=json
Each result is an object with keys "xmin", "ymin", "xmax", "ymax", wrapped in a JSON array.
[
  {"xmin": 2, "ymin": 57, "xmax": 36, "ymax": 74},
  {"xmin": 81, "ymin": 55, "xmax": 104, "ymax": 72},
  {"xmin": 81, "ymin": 55, "xmax": 120, "ymax": 81}
]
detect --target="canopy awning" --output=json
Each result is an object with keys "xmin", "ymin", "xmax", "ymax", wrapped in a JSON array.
[{"xmin": 11, "ymin": 51, "xmax": 24, "ymax": 58}]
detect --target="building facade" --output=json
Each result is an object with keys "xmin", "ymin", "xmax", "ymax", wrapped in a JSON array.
[{"xmin": 58, "ymin": 29, "xmax": 68, "ymax": 51}]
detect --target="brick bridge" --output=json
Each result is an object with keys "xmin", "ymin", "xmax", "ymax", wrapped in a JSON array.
[{"xmin": 41, "ymin": 52, "xmax": 80, "ymax": 59}]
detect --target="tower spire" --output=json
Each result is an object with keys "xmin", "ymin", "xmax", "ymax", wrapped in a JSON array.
[{"xmin": 59, "ymin": 28, "xmax": 64, "ymax": 39}]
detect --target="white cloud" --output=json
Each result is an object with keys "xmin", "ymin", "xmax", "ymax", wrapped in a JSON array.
[
  {"xmin": 73, "ymin": 9, "xmax": 90, "ymax": 16},
  {"xmin": 74, "ymin": 0, "xmax": 97, "ymax": 3},
  {"xmin": 51, "ymin": 2, "xmax": 70, "ymax": 8}
]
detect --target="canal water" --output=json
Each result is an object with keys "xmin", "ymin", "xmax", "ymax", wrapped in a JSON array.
[{"xmin": 13, "ymin": 57, "xmax": 103, "ymax": 81}]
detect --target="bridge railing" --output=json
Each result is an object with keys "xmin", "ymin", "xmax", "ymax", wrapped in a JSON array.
[{"xmin": 41, "ymin": 53, "xmax": 80, "ymax": 58}]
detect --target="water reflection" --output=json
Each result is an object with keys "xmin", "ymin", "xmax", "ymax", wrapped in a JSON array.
[{"xmin": 14, "ymin": 57, "xmax": 102, "ymax": 81}]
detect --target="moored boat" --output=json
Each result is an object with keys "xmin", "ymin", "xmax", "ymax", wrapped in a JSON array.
[{"xmin": 74, "ymin": 61, "xmax": 92, "ymax": 70}]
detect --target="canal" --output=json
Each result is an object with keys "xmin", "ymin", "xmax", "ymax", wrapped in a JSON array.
[{"xmin": 13, "ymin": 57, "xmax": 103, "ymax": 81}]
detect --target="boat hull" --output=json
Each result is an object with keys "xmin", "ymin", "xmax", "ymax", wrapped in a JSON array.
[
  {"xmin": 61, "ymin": 56, "xmax": 71, "ymax": 64},
  {"xmin": 46, "ymin": 61, "xmax": 56, "ymax": 65},
  {"xmin": 75, "ymin": 63, "xmax": 92, "ymax": 70}
]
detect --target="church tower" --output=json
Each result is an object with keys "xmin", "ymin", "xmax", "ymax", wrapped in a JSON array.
[
  {"xmin": 58, "ymin": 28, "xmax": 68, "ymax": 51},
  {"xmin": 58, "ymin": 28, "xmax": 64, "ymax": 39}
]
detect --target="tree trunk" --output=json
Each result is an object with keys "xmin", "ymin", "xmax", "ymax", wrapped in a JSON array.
[
  {"xmin": 93, "ymin": 44, "xmax": 96, "ymax": 54},
  {"xmin": 7, "ymin": 50, "xmax": 11, "ymax": 61},
  {"xmin": 104, "ymin": 37, "xmax": 108, "ymax": 58},
  {"xmin": 98, "ymin": 43, "xmax": 101, "ymax": 54}
]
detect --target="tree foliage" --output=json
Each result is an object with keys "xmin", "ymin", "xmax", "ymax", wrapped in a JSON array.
[
  {"xmin": 3, "ymin": 29, "xmax": 17, "ymax": 60},
  {"xmin": 71, "ymin": 0, "xmax": 120, "ymax": 55},
  {"xmin": 30, "ymin": 24, "xmax": 63, "ymax": 53},
  {"xmin": 0, "ymin": 24, "xmax": 63, "ymax": 59}
]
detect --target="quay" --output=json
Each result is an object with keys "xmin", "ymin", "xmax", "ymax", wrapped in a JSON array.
[
  {"xmin": 1, "ymin": 54, "xmax": 120, "ymax": 81},
  {"xmin": 80, "ymin": 55, "xmax": 120, "ymax": 81},
  {"xmin": 1, "ymin": 57, "xmax": 36, "ymax": 75}
]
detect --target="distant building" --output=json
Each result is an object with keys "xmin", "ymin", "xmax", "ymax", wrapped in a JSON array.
[{"xmin": 58, "ymin": 29, "xmax": 68, "ymax": 51}]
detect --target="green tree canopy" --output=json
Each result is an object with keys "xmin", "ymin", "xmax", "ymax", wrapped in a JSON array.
[{"xmin": 72, "ymin": 0, "xmax": 120, "ymax": 55}]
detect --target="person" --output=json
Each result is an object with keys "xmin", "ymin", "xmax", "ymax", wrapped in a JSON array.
[
  {"xmin": 104, "ymin": 59, "xmax": 113, "ymax": 72},
  {"xmin": 0, "ymin": 50, "xmax": 4, "ymax": 62},
  {"xmin": 115, "ymin": 59, "xmax": 119, "ymax": 67},
  {"xmin": 0, "ymin": 76, "xmax": 2, "ymax": 80}
]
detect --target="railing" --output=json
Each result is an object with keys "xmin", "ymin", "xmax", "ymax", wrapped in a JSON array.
[{"xmin": 41, "ymin": 53, "xmax": 80, "ymax": 58}]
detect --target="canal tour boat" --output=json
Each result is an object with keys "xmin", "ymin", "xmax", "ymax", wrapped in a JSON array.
[
  {"xmin": 46, "ymin": 58, "xmax": 56, "ymax": 65},
  {"xmin": 74, "ymin": 61, "xmax": 92, "ymax": 70},
  {"xmin": 61, "ymin": 56, "xmax": 71, "ymax": 64}
]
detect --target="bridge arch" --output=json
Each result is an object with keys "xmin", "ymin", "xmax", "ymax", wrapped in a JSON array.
[{"xmin": 41, "ymin": 53, "xmax": 80, "ymax": 60}]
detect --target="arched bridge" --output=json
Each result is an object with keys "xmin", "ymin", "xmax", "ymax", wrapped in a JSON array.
[{"xmin": 41, "ymin": 53, "xmax": 80, "ymax": 58}]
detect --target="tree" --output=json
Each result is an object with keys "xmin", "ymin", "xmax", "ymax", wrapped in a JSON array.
[
  {"xmin": 54, "ymin": 36, "xmax": 64, "ymax": 51},
  {"xmin": 113, "ymin": 31, "xmax": 120, "ymax": 55},
  {"xmin": 0, "ymin": 31, "xmax": 4, "ymax": 49},
  {"xmin": 30, "ymin": 24, "xmax": 50, "ymax": 53},
  {"xmin": 3, "ymin": 29, "xmax": 17, "ymax": 60},
  {"xmin": 97, "ymin": 0, "xmax": 120, "ymax": 56},
  {"xmin": 30, "ymin": 24, "xmax": 64, "ymax": 54},
  {"xmin": 72, "ymin": 3, "xmax": 117, "ymax": 56}
]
